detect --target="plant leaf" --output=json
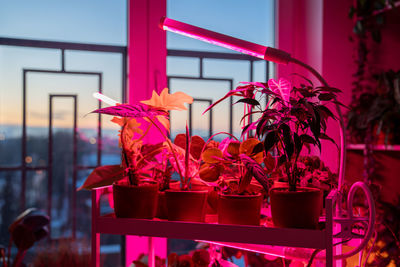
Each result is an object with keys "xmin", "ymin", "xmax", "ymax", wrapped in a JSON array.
[
  {"xmin": 78, "ymin": 165, "xmax": 124, "ymax": 190},
  {"xmin": 238, "ymin": 170, "xmax": 253, "ymax": 194},
  {"xmin": 190, "ymin": 135, "xmax": 206, "ymax": 160},
  {"xmin": 315, "ymin": 86, "xmax": 342, "ymax": 93},
  {"xmin": 201, "ymin": 148, "xmax": 223, "ymax": 164},
  {"xmin": 227, "ymin": 140, "xmax": 241, "ymax": 157},
  {"xmin": 91, "ymin": 103, "xmax": 168, "ymax": 118},
  {"xmin": 317, "ymin": 105, "xmax": 336, "ymax": 119},
  {"xmin": 240, "ymin": 154, "xmax": 269, "ymax": 192},
  {"xmin": 319, "ymin": 132, "xmax": 338, "ymax": 148},
  {"xmin": 235, "ymin": 98, "xmax": 260, "ymax": 106},
  {"xmin": 318, "ymin": 93, "xmax": 335, "ymax": 101},
  {"xmin": 240, "ymin": 81, "xmax": 267, "ymax": 88},
  {"xmin": 140, "ymin": 88, "xmax": 193, "ymax": 111},
  {"xmin": 333, "ymin": 100, "xmax": 349, "ymax": 109},
  {"xmin": 202, "ymin": 86, "xmax": 250, "ymax": 115},
  {"xmin": 293, "ymin": 132, "xmax": 302, "ymax": 155},
  {"xmin": 300, "ymin": 134, "xmax": 316, "ymax": 145},
  {"xmin": 277, "ymin": 154, "xmax": 287, "ymax": 167},
  {"xmin": 264, "ymin": 130, "xmax": 277, "ymax": 153},
  {"xmin": 199, "ymin": 163, "xmax": 221, "ymax": 182},
  {"xmin": 239, "ymin": 138, "xmax": 263, "ymax": 163},
  {"xmin": 280, "ymin": 123, "xmax": 294, "ymax": 159},
  {"xmin": 264, "ymin": 152, "xmax": 275, "ymax": 172},
  {"xmin": 268, "ymin": 78, "xmax": 291, "ymax": 103}
]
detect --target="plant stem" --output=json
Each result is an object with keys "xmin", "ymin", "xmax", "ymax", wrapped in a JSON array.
[
  {"xmin": 277, "ymin": 133, "xmax": 295, "ymax": 191},
  {"xmin": 146, "ymin": 117, "xmax": 185, "ymax": 186},
  {"xmin": 120, "ymin": 123, "xmax": 136, "ymax": 185}
]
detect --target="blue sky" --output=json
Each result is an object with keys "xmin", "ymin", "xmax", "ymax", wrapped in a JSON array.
[{"xmin": 0, "ymin": 0, "xmax": 274, "ymax": 138}]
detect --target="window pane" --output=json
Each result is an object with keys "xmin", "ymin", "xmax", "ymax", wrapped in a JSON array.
[
  {"xmin": 0, "ymin": 171, "xmax": 21, "ymax": 245},
  {"xmin": 0, "ymin": 0, "xmax": 127, "ymax": 45},
  {"xmin": 167, "ymin": 0, "xmax": 274, "ymax": 52}
]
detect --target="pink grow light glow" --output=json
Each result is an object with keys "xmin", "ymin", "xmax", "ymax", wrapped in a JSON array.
[
  {"xmin": 198, "ymin": 240, "xmax": 286, "ymax": 258},
  {"xmin": 160, "ymin": 17, "xmax": 292, "ymax": 64}
]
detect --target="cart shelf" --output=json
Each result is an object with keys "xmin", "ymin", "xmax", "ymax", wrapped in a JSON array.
[{"xmin": 91, "ymin": 186, "xmax": 336, "ymax": 267}]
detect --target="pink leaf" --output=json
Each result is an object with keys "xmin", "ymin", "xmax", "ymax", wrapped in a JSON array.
[
  {"xmin": 91, "ymin": 103, "xmax": 168, "ymax": 118},
  {"xmin": 268, "ymin": 78, "xmax": 291, "ymax": 103},
  {"xmin": 202, "ymin": 86, "xmax": 251, "ymax": 115},
  {"xmin": 240, "ymin": 81, "xmax": 267, "ymax": 88}
]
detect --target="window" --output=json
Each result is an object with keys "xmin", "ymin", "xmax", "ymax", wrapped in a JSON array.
[{"xmin": 0, "ymin": 1, "xmax": 126, "ymax": 266}]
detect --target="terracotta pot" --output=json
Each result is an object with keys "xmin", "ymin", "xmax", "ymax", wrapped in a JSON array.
[
  {"xmin": 112, "ymin": 180, "xmax": 158, "ymax": 219},
  {"xmin": 156, "ymin": 180, "xmax": 180, "ymax": 219},
  {"xmin": 165, "ymin": 189, "xmax": 208, "ymax": 222},
  {"xmin": 269, "ymin": 187, "xmax": 322, "ymax": 229},
  {"xmin": 218, "ymin": 193, "xmax": 262, "ymax": 225}
]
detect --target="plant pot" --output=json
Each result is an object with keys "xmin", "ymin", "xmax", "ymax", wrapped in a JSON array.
[
  {"xmin": 191, "ymin": 180, "xmax": 218, "ymax": 214},
  {"xmin": 165, "ymin": 189, "xmax": 208, "ymax": 222},
  {"xmin": 112, "ymin": 180, "xmax": 159, "ymax": 219},
  {"xmin": 271, "ymin": 181, "xmax": 289, "ymax": 188},
  {"xmin": 156, "ymin": 180, "xmax": 180, "ymax": 219},
  {"xmin": 166, "ymin": 180, "xmax": 217, "ymax": 214},
  {"xmin": 218, "ymin": 193, "xmax": 262, "ymax": 225},
  {"xmin": 269, "ymin": 187, "xmax": 322, "ymax": 229}
]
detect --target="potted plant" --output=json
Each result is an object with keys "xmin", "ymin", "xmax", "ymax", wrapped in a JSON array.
[
  {"xmin": 270, "ymin": 155, "xmax": 338, "ymax": 206},
  {"xmin": 199, "ymin": 135, "xmax": 270, "ymax": 225},
  {"xmin": 154, "ymin": 132, "xmax": 207, "ymax": 219},
  {"xmin": 204, "ymin": 77, "xmax": 342, "ymax": 229},
  {"xmin": 78, "ymin": 88, "xmax": 193, "ymax": 219},
  {"xmin": 163, "ymin": 127, "xmax": 210, "ymax": 222}
]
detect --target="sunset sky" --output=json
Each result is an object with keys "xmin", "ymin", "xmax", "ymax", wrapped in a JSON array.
[{"xmin": 0, "ymin": 0, "xmax": 274, "ymax": 138}]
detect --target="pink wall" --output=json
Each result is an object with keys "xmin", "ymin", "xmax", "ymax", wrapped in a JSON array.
[
  {"xmin": 277, "ymin": 0, "xmax": 354, "ymax": 172},
  {"xmin": 321, "ymin": 0, "xmax": 354, "ymax": 172}
]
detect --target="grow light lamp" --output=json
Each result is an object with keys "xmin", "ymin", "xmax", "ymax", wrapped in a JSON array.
[{"xmin": 160, "ymin": 17, "xmax": 292, "ymax": 65}]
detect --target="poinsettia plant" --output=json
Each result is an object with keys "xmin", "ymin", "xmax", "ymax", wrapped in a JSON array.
[
  {"xmin": 204, "ymin": 77, "xmax": 343, "ymax": 192},
  {"xmin": 78, "ymin": 88, "xmax": 193, "ymax": 190}
]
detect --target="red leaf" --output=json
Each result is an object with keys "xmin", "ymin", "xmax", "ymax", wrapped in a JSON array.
[
  {"xmin": 240, "ymin": 154, "xmax": 269, "ymax": 192},
  {"xmin": 77, "ymin": 165, "xmax": 124, "ymax": 190},
  {"xmin": 202, "ymin": 87, "xmax": 250, "ymax": 115}
]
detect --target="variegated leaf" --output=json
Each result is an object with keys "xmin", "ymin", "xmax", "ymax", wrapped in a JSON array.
[{"xmin": 92, "ymin": 103, "xmax": 168, "ymax": 118}]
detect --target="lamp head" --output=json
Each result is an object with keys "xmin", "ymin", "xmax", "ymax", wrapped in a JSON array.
[{"xmin": 159, "ymin": 16, "xmax": 291, "ymax": 65}]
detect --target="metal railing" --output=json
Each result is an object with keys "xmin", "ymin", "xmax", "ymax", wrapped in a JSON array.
[{"xmin": 0, "ymin": 37, "xmax": 127, "ymax": 239}]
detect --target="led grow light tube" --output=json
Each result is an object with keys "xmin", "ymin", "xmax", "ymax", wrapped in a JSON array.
[
  {"xmin": 160, "ymin": 17, "xmax": 292, "ymax": 64},
  {"xmin": 93, "ymin": 92, "xmax": 119, "ymax": 106}
]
